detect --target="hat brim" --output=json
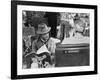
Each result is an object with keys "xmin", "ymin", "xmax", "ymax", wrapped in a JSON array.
[{"xmin": 37, "ymin": 27, "xmax": 51, "ymax": 34}]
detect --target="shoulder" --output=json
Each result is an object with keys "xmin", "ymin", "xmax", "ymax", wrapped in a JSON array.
[
  {"xmin": 32, "ymin": 39, "xmax": 38, "ymax": 45},
  {"xmin": 48, "ymin": 38, "xmax": 55, "ymax": 43},
  {"xmin": 49, "ymin": 37, "xmax": 61, "ymax": 44}
]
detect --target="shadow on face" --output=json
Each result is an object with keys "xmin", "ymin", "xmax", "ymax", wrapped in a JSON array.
[{"xmin": 41, "ymin": 33, "xmax": 50, "ymax": 41}]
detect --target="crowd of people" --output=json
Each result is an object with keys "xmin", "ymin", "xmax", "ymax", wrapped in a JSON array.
[{"xmin": 56, "ymin": 13, "xmax": 90, "ymax": 40}]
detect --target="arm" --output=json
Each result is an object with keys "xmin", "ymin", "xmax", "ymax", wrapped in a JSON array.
[{"xmin": 31, "ymin": 40, "xmax": 37, "ymax": 54}]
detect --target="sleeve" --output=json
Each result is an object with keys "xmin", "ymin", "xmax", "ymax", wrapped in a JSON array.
[
  {"xmin": 48, "ymin": 39, "xmax": 56, "ymax": 54},
  {"xmin": 31, "ymin": 40, "xmax": 37, "ymax": 54},
  {"xmin": 48, "ymin": 39, "xmax": 56, "ymax": 65}
]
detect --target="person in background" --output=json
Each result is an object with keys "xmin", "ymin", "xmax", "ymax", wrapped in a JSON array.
[
  {"xmin": 74, "ymin": 19, "xmax": 85, "ymax": 38},
  {"xmin": 57, "ymin": 23, "xmax": 62, "ymax": 39}
]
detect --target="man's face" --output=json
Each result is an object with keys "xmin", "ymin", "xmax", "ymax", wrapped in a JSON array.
[{"xmin": 41, "ymin": 33, "xmax": 49, "ymax": 41}]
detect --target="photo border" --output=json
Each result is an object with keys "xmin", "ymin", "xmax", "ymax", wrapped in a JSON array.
[{"xmin": 11, "ymin": 1, "xmax": 97, "ymax": 79}]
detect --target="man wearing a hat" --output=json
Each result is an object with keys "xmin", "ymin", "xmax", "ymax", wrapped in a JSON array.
[{"xmin": 31, "ymin": 23, "xmax": 56, "ymax": 67}]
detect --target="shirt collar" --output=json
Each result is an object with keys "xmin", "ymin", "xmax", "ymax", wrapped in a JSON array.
[{"xmin": 41, "ymin": 38, "xmax": 49, "ymax": 44}]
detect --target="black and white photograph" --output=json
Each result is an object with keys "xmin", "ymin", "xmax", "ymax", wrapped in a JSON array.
[
  {"xmin": 22, "ymin": 11, "xmax": 90, "ymax": 69},
  {"xmin": 11, "ymin": 1, "xmax": 97, "ymax": 79}
]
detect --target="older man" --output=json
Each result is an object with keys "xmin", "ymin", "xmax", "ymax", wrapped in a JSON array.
[{"xmin": 30, "ymin": 23, "xmax": 57, "ymax": 67}]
